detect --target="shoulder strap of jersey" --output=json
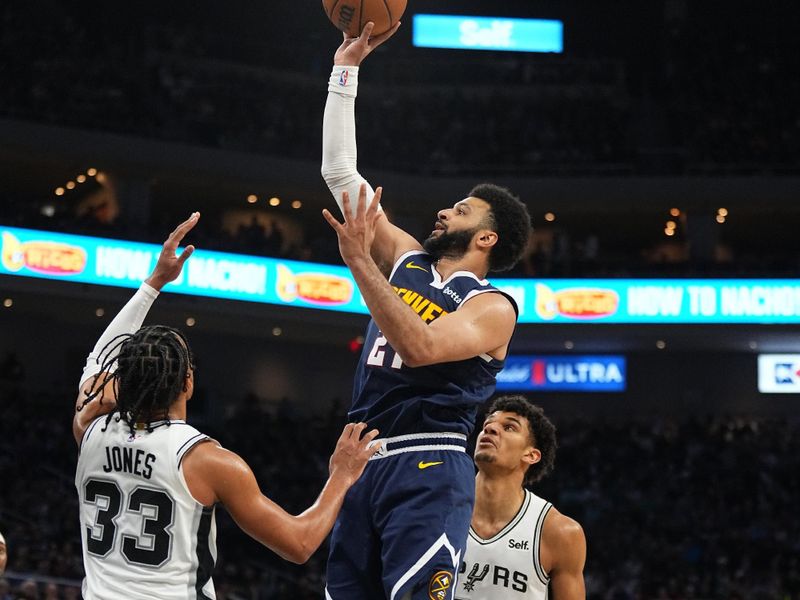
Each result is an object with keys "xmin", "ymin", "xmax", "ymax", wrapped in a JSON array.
[
  {"xmin": 389, "ymin": 249, "xmax": 429, "ymax": 281},
  {"xmin": 173, "ymin": 424, "xmax": 212, "ymax": 468},
  {"xmin": 531, "ymin": 491, "xmax": 554, "ymax": 585},
  {"xmin": 79, "ymin": 415, "xmax": 108, "ymax": 452},
  {"xmin": 459, "ymin": 287, "xmax": 519, "ymax": 317}
]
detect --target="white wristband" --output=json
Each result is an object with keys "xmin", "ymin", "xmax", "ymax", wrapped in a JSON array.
[{"xmin": 328, "ymin": 65, "xmax": 359, "ymax": 97}]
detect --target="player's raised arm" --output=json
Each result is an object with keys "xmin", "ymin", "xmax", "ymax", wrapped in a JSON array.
[
  {"xmin": 73, "ymin": 213, "xmax": 200, "ymax": 445},
  {"xmin": 321, "ymin": 22, "xmax": 419, "ymax": 271},
  {"xmin": 182, "ymin": 422, "xmax": 380, "ymax": 564}
]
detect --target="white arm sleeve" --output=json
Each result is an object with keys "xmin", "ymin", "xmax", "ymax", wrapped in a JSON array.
[
  {"xmin": 321, "ymin": 65, "xmax": 379, "ymax": 218},
  {"xmin": 79, "ymin": 282, "xmax": 159, "ymax": 389}
]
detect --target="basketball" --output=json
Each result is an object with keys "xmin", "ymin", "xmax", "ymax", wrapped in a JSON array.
[{"xmin": 322, "ymin": 0, "xmax": 407, "ymax": 37}]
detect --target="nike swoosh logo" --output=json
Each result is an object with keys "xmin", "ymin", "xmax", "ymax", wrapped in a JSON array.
[
  {"xmin": 406, "ymin": 261, "xmax": 429, "ymax": 273},
  {"xmin": 418, "ymin": 461, "xmax": 444, "ymax": 470}
]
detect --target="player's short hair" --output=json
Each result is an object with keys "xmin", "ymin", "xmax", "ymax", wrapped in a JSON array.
[
  {"xmin": 469, "ymin": 184, "xmax": 531, "ymax": 272},
  {"xmin": 486, "ymin": 395, "xmax": 557, "ymax": 485},
  {"xmin": 79, "ymin": 325, "xmax": 194, "ymax": 435}
]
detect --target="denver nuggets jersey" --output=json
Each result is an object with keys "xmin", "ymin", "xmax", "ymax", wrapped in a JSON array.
[
  {"xmin": 351, "ymin": 250, "xmax": 517, "ymax": 436},
  {"xmin": 457, "ymin": 490, "xmax": 552, "ymax": 600},
  {"xmin": 75, "ymin": 416, "xmax": 217, "ymax": 600}
]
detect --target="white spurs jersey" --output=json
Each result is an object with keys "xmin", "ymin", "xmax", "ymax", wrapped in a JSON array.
[
  {"xmin": 456, "ymin": 490, "xmax": 552, "ymax": 600},
  {"xmin": 75, "ymin": 416, "xmax": 217, "ymax": 600}
]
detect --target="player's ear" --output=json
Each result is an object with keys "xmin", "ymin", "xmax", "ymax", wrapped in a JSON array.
[
  {"xmin": 476, "ymin": 230, "xmax": 498, "ymax": 250},
  {"xmin": 522, "ymin": 447, "xmax": 541, "ymax": 467}
]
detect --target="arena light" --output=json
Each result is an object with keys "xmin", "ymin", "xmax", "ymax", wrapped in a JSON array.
[
  {"xmin": 291, "ymin": 200, "xmax": 302, "ymax": 209},
  {"xmin": 718, "ymin": 208, "xmax": 729, "ymax": 217},
  {"xmin": 66, "ymin": 181, "xmax": 76, "ymax": 190},
  {"xmin": 77, "ymin": 174, "xmax": 87, "ymax": 183},
  {"xmin": 87, "ymin": 168, "xmax": 98, "ymax": 177},
  {"xmin": 544, "ymin": 212, "xmax": 556, "ymax": 222},
  {"xmin": 413, "ymin": 14, "xmax": 563, "ymax": 53},
  {"xmin": 272, "ymin": 327, "xmax": 282, "ymax": 337},
  {"xmin": 247, "ymin": 194, "xmax": 258, "ymax": 204},
  {"xmin": 2, "ymin": 298, "xmax": 12, "ymax": 308},
  {"xmin": 55, "ymin": 187, "xmax": 65, "ymax": 196},
  {"xmin": 269, "ymin": 197, "xmax": 281, "ymax": 207},
  {"xmin": 95, "ymin": 308, "xmax": 105, "ymax": 317},
  {"xmin": 670, "ymin": 208, "xmax": 681, "ymax": 217},
  {"xmin": 716, "ymin": 215, "xmax": 726, "ymax": 224}
]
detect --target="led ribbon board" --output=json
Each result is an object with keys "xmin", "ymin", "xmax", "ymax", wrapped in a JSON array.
[
  {"xmin": 758, "ymin": 355, "xmax": 800, "ymax": 393},
  {"xmin": 0, "ymin": 226, "xmax": 367, "ymax": 314},
  {"xmin": 412, "ymin": 14, "xmax": 564, "ymax": 53},
  {"xmin": 3, "ymin": 226, "xmax": 800, "ymax": 323},
  {"xmin": 497, "ymin": 355, "xmax": 627, "ymax": 392}
]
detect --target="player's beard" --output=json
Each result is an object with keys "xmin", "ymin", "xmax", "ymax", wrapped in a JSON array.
[
  {"xmin": 423, "ymin": 226, "xmax": 479, "ymax": 261},
  {"xmin": 473, "ymin": 450, "xmax": 495, "ymax": 464}
]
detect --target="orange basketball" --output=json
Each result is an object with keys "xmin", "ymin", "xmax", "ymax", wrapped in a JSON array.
[{"xmin": 322, "ymin": 0, "xmax": 407, "ymax": 37}]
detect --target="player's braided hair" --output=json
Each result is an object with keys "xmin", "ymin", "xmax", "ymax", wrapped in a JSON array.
[
  {"xmin": 77, "ymin": 325, "xmax": 194, "ymax": 435},
  {"xmin": 469, "ymin": 183, "xmax": 531, "ymax": 272},
  {"xmin": 486, "ymin": 395, "xmax": 557, "ymax": 485}
]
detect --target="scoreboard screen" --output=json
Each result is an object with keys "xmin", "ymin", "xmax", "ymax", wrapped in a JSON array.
[{"xmin": 412, "ymin": 14, "xmax": 563, "ymax": 53}]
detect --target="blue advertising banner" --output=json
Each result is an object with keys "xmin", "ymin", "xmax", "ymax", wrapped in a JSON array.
[
  {"xmin": 413, "ymin": 14, "xmax": 564, "ymax": 53},
  {"xmin": 3, "ymin": 225, "xmax": 800, "ymax": 324},
  {"xmin": 497, "ymin": 355, "xmax": 627, "ymax": 392},
  {"xmin": 0, "ymin": 226, "xmax": 368, "ymax": 314}
]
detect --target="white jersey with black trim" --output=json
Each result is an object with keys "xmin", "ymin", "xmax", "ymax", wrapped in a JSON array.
[
  {"xmin": 456, "ymin": 490, "xmax": 552, "ymax": 600},
  {"xmin": 75, "ymin": 416, "xmax": 217, "ymax": 600}
]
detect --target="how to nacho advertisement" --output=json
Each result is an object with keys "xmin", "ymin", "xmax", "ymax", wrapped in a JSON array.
[
  {"xmin": 3, "ymin": 226, "xmax": 800, "ymax": 324},
  {"xmin": 0, "ymin": 226, "xmax": 363, "ymax": 313}
]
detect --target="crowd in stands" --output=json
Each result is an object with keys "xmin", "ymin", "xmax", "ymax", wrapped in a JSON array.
[
  {"xmin": 1, "ymin": 3, "xmax": 797, "ymax": 177},
  {"xmin": 1, "ymin": 359, "xmax": 799, "ymax": 599}
]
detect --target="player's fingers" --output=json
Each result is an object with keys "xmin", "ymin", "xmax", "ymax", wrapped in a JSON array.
[
  {"xmin": 356, "ymin": 184, "xmax": 368, "ymax": 218},
  {"xmin": 340, "ymin": 422, "xmax": 355, "ymax": 440},
  {"xmin": 368, "ymin": 186, "xmax": 382, "ymax": 214},
  {"xmin": 371, "ymin": 21, "xmax": 401, "ymax": 46},
  {"xmin": 361, "ymin": 428, "xmax": 380, "ymax": 445},
  {"xmin": 351, "ymin": 422, "xmax": 368, "ymax": 440},
  {"xmin": 322, "ymin": 208, "xmax": 345, "ymax": 233},
  {"xmin": 360, "ymin": 21, "xmax": 375, "ymax": 43},
  {"xmin": 166, "ymin": 212, "xmax": 200, "ymax": 249},
  {"xmin": 176, "ymin": 244, "xmax": 195, "ymax": 266},
  {"xmin": 341, "ymin": 190, "xmax": 352, "ymax": 219}
]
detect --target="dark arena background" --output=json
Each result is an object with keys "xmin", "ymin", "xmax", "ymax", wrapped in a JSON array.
[{"xmin": 1, "ymin": 0, "xmax": 800, "ymax": 598}]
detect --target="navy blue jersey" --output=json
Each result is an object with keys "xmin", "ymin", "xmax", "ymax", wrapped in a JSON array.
[{"xmin": 350, "ymin": 250, "xmax": 517, "ymax": 436}]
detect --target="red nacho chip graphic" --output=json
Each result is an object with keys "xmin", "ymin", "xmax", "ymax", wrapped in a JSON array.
[
  {"xmin": 275, "ymin": 264, "xmax": 353, "ymax": 305},
  {"xmin": 1, "ymin": 232, "xmax": 86, "ymax": 275},
  {"xmin": 535, "ymin": 283, "xmax": 619, "ymax": 320}
]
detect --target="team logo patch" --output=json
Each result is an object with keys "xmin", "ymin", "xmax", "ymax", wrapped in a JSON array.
[{"xmin": 428, "ymin": 570, "xmax": 453, "ymax": 600}]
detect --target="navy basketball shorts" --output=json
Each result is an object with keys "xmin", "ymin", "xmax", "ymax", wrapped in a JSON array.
[{"xmin": 326, "ymin": 433, "xmax": 475, "ymax": 600}]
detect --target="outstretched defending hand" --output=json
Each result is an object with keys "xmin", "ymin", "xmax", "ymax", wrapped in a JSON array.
[
  {"xmin": 329, "ymin": 422, "xmax": 381, "ymax": 486},
  {"xmin": 333, "ymin": 21, "xmax": 401, "ymax": 67},
  {"xmin": 145, "ymin": 212, "xmax": 200, "ymax": 291},
  {"xmin": 322, "ymin": 185, "xmax": 384, "ymax": 266}
]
